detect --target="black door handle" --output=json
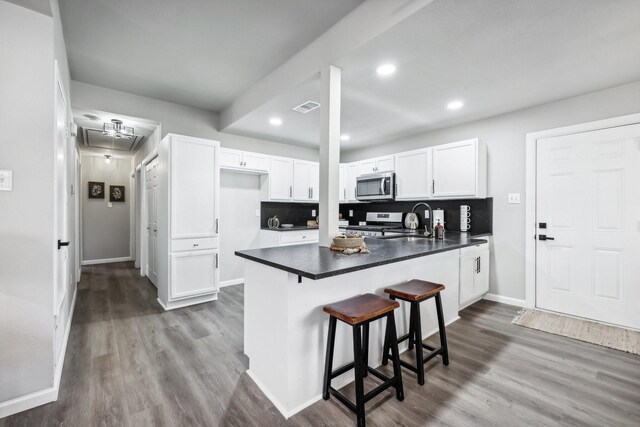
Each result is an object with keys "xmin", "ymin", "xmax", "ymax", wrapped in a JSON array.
[
  {"xmin": 538, "ymin": 235, "xmax": 555, "ymax": 241},
  {"xmin": 58, "ymin": 240, "xmax": 70, "ymax": 249}
]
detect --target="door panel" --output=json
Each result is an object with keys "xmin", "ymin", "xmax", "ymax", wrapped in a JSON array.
[
  {"xmin": 536, "ymin": 124, "xmax": 640, "ymax": 329},
  {"xmin": 309, "ymin": 162, "xmax": 319, "ymax": 201},
  {"xmin": 269, "ymin": 157, "xmax": 293, "ymax": 200},
  {"xmin": 395, "ymin": 149, "xmax": 429, "ymax": 199},
  {"xmin": 55, "ymin": 73, "xmax": 68, "ymax": 315},
  {"xmin": 219, "ymin": 148, "xmax": 243, "ymax": 169},
  {"xmin": 432, "ymin": 139, "xmax": 477, "ymax": 197},
  {"xmin": 376, "ymin": 156, "xmax": 395, "ymax": 173},
  {"xmin": 243, "ymin": 152, "xmax": 269, "ymax": 172},
  {"xmin": 145, "ymin": 158, "xmax": 159, "ymax": 286},
  {"xmin": 293, "ymin": 160, "xmax": 310, "ymax": 201},
  {"xmin": 170, "ymin": 250, "xmax": 217, "ymax": 299}
]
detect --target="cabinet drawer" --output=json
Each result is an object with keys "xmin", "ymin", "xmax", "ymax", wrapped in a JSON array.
[
  {"xmin": 171, "ymin": 237, "xmax": 218, "ymax": 252},
  {"xmin": 279, "ymin": 230, "xmax": 319, "ymax": 244}
]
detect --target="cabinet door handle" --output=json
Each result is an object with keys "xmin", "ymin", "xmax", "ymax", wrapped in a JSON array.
[
  {"xmin": 344, "ymin": 188, "xmax": 346, "ymax": 200},
  {"xmin": 478, "ymin": 256, "xmax": 481, "ymax": 273},
  {"xmin": 215, "ymin": 253, "xmax": 219, "ymax": 268},
  {"xmin": 193, "ymin": 243, "xmax": 199, "ymax": 247},
  {"xmin": 215, "ymin": 219, "xmax": 219, "ymax": 234},
  {"xmin": 395, "ymin": 182, "xmax": 398, "ymax": 196},
  {"xmin": 432, "ymin": 179, "xmax": 435, "ymax": 194},
  {"xmin": 311, "ymin": 187, "xmax": 313, "ymax": 199},
  {"xmin": 289, "ymin": 186, "xmax": 292, "ymax": 198}
]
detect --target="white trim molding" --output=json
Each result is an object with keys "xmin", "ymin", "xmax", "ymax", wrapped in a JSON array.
[
  {"xmin": 82, "ymin": 256, "xmax": 132, "ymax": 265},
  {"xmin": 525, "ymin": 112, "xmax": 640, "ymax": 309},
  {"xmin": 483, "ymin": 293, "xmax": 526, "ymax": 307},
  {"xmin": 220, "ymin": 278, "xmax": 244, "ymax": 288}
]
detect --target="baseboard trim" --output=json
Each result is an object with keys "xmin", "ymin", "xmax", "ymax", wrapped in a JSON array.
[
  {"xmin": 157, "ymin": 293, "xmax": 218, "ymax": 311},
  {"xmin": 220, "ymin": 278, "xmax": 244, "ymax": 288},
  {"xmin": 0, "ymin": 387, "xmax": 57, "ymax": 419},
  {"xmin": 484, "ymin": 293, "xmax": 526, "ymax": 307},
  {"xmin": 81, "ymin": 256, "xmax": 132, "ymax": 265}
]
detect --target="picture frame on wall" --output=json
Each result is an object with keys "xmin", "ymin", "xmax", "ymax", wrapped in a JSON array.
[
  {"xmin": 109, "ymin": 185, "xmax": 125, "ymax": 202},
  {"xmin": 88, "ymin": 181, "xmax": 105, "ymax": 199}
]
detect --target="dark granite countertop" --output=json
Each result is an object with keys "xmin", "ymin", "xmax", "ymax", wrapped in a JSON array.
[
  {"xmin": 260, "ymin": 226, "xmax": 319, "ymax": 232},
  {"xmin": 235, "ymin": 233, "xmax": 488, "ymax": 280}
]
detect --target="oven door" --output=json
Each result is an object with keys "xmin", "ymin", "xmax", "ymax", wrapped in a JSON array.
[{"xmin": 356, "ymin": 173, "xmax": 395, "ymax": 201}]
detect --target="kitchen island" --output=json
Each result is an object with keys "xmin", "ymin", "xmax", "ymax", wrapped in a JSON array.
[{"xmin": 235, "ymin": 234, "xmax": 488, "ymax": 418}]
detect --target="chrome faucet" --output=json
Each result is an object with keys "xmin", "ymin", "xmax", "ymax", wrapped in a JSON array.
[{"xmin": 412, "ymin": 202, "xmax": 433, "ymax": 236}]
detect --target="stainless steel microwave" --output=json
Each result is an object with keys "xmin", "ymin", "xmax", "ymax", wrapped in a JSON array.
[{"xmin": 356, "ymin": 172, "xmax": 395, "ymax": 201}]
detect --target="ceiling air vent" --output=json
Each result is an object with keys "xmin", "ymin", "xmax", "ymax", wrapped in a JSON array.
[{"xmin": 292, "ymin": 100, "xmax": 320, "ymax": 114}]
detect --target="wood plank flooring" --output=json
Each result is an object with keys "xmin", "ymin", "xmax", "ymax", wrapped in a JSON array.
[{"xmin": 2, "ymin": 261, "xmax": 639, "ymax": 426}]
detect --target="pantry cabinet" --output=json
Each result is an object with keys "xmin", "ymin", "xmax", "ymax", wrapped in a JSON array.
[
  {"xmin": 158, "ymin": 134, "xmax": 220, "ymax": 310},
  {"xmin": 459, "ymin": 242, "xmax": 490, "ymax": 308},
  {"xmin": 269, "ymin": 156, "xmax": 294, "ymax": 201},
  {"xmin": 394, "ymin": 148, "xmax": 431, "ymax": 200},
  {"xmin": 432, "ymin": 138, "xmax": 486, "ymax": 198}
]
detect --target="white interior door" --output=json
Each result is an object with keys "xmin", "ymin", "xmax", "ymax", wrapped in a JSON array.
[
  {"xmin": 54, "ymin": 71, "xmax": 68, "ymax": 315},
  {"xmin": 145, "ymin": 158, "xmax": 158, "ymax": 286},
  {"xmin": 536, "ymin": 124, "xmax": 640, "ymax": 329}
]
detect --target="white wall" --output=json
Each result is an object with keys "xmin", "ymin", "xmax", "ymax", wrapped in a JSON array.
[
  {"xmin": 219, "ymin": 171, "xmax": 263, "ymax": 284},
  {"xmin": 0, "ymin": 0, "xmax": 55, "ymax": 405},
  {"xmin": 70, "ymin": 81, "xmax": 320, "ymax": 165},
  {"xmin": 342, "ymin": 80, "xmax": 640, "ymax": 301},
  {"xmin": 81, "ymin": 154, "xmax": 133, "ymax": 262}
]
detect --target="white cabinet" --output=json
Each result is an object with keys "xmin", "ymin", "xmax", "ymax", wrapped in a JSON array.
[
  {"xmin": 269, "ymin": 156, "xmax": 294, "ymax": 201},
  {"xmin": 159, "ymin": 134, "xmax": 220, "ymax": 310},
  {"xmin": 293, "ymin": 160, "xmax": 319, "ymax": 201},
  {"xmin": 358, "ymin": 155, "xmax": 395, "ymax": 175},
  {"xmin": 347, "ymin": 163, "xmax": 359, "ymax": 202},
  {"xmin": 170, "ymin": 250, "xmax": 218, "ymax": 299},
  {"xmin": 432, "ymin": 138, "xmax": 486, "ymax": 198},
  {"xmin": 259, "ymin": 229, "xmax": 319, "ymax": 248},
  {"xmin": 339, "ymin": 164, "xmax": 347, "ymax": 202},
  {"xmin": 459, "ymin": 242, "xmax": 490, "ymax": 308},
  {"xmin": 220, "ymin": 148, "xmax": 268, "ymax": 173},
  {"xmin": 395, "ymin": 148, "xmax": 431, "ymax": 200}
]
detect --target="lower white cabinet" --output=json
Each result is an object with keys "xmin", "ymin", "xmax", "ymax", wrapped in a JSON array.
[
  {"xmin": 459, "ymin": 242, "xmax": 490, "ymax": 308},
  {"xmin": 259, "ymin": 229, "xmax": 319, "ymax": 248},
  {"xmin": 170, "ymin": 250, "xmax": 219, "ymax": 299}
]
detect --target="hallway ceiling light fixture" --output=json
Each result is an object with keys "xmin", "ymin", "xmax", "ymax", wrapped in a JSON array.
[
  {"xmin": 104, "ymin": 154, "xmax": 112, "ymax": 164},
  {"xmin": 103, "ymin": 119, "xmax": 134, "ymax": 139}
]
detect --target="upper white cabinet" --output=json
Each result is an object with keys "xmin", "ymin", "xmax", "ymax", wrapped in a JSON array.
[
  {"xmin": 339, "ymin": 164, "xmax": 347, "ymax": 202},
  {"xmin": 170, "ymin": 136, "xmax": 218, "ymax": 239},
  {"xmin": 219, "ymin": 148, "xmax": 268, "ymax": 173},
  {"xmin": 269, "ymin": 156, "xmax": 294, "ymax": 201},
  {"xmin": 432, "ymin": 138, "xmax": 486, "ymax": 198},
  {"xmin": 292, "ymin": 160, "xmax": 319, "ymax": 202},
  {"xmin": 395, "ymin": 148, "xmax": 431, "ymax": 200},
  {"xmin": 347, "ymin": 163, "xmax": 359, "ymax": 202},
  {"xmin": 358, "ymin": 155, "xmax": 395, "ymax": 175}
]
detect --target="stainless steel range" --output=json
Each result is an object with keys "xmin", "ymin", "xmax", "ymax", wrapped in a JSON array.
[{"xmin": 345, "ymin": 212, "xmax": 403, "ymax": 237}]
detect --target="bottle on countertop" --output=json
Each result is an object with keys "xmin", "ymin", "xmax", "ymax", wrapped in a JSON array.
[{"xmin": 435, "ymin": 219, "xmax": 445, "ymax": 240}]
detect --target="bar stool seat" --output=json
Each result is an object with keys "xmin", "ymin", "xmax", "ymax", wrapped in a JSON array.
[
  {"xmin": 323, "ymin": 293, "xmax": 404, "ymax": 427},
  {"xmin": 382, "ymin": 280, "xmax": 449, "ymax": 385}
]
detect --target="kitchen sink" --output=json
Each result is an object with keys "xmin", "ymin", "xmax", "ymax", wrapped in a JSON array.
[{"xmin": 379, "ymin": 234, "xmax": 455, "ymax": 244}]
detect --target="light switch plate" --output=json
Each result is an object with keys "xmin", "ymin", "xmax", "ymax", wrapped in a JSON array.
[
  {"xmin": 255, "ymin": 208, "xmax": 260, "ymax": 217},
  {"xmin": 311, "ymin": 209, "xmax": 316, "ymax": 217},
  {"xmin": 0, "ymin": 170, "xmax": 13, "ymax": 191},
  {"xmin": 508, "ymin": 193, "xmax": 521, "ymax": 204},
  {"xmin": 108, "ymin": 202, "xmax": 113, "ymax": 208},
  {"xmin": 349, "ymin": 210, "xmax": 354, "ymax": 217}
]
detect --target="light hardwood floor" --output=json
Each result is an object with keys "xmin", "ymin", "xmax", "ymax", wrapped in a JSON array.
[{"xmin": 2, "ymin": 262, "xmax": 639, "ymax": 426}]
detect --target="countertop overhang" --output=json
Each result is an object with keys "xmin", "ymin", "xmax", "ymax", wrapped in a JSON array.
[{"xmin": 235, "ymin": 233, "xmax": 489, "ymax": 280}]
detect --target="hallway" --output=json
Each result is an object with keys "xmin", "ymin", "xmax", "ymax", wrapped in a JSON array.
[{"xmin": 2, "ymin": 263, "xmax": 639, "ymax": 426}]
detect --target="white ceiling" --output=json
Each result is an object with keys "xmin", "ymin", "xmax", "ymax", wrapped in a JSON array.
[
  {"xmin": 59, "ymin": 0, "xmax": 363, "ymax": 112},
  {"xmin": 73, "ymin": 108, "xmax": 159, "ymax": 152},
  {"xmin": 226, "ymin": 0, "xmax": 640, "ymax": 150}
]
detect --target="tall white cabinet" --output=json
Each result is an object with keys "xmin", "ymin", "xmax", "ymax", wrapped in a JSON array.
[{"xmin": 158, "ymin": 134, "xmax": 220, "ymax": 310}]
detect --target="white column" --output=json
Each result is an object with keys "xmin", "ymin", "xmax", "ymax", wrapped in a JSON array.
[{"xmin": 318, "ymin": 65, "xmax": 341, "ymax": 247}]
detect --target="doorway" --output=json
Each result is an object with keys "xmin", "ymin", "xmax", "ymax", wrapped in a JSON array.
[
  {"xmin": 526, "ymin": 115, "xmax": 640, "ymax": 329},
  {"xmin": 144, "ymin": 157, "xmax": 159, "ymax": 286}
]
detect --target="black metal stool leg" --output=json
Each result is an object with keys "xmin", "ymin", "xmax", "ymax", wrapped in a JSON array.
[
  {"xmin": 322, "ymin": 316, "xmax": 337, "ymax": 400},
  {"xmin": 412, "ymin": 302, "xmax": 425, "ymax": 385},
  {"xmin": 435, "ymin": 293, "xmax": 449, "ymax": 365},
  {"xmin": 381, "ymin": 315, "xmax": 390, "ymax": 366},
  {"xmin": 386, "ymin": 312, "xmax": 404, "ymax": 401},
  {"xmin": 362, "ymin": 323, "xmax": 369, "ymax": 377},
  {"xmin": 407, "ymin": 303, "xmax": 415, "ymax": 350},
  {"xmin": 352, "ymin": 324, "xmax": 366, "ymax": 427}
]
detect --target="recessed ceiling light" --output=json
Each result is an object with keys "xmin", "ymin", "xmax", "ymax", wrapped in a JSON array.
[
  {"xmin": 376, "ymin": 63, "xmax": 396, "ymax": 77},
  {"xmin": 269, "ymin": 117, "xmax": 282, "ymax": 126},
  {"xmin": 340, "ymin": 134, "xmax": 350, "ymax": 141},
  {"xmin": 447, "ymin": 100, "xmax": 464, "ymax": 110}
]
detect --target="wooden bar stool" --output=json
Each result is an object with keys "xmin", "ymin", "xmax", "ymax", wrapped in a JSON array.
[
  {"xmin": 322, "ymin": 293, "xmax": 404, "ymax": 427},
  {"xmin": 381, "ymin": 280, "xmax": 449, "ymax": 385}
]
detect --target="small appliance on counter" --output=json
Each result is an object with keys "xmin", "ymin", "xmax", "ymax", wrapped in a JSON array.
[
  {"xmin": 433, "ymin": 209, "xmax": 445, "ymax": 227},
  {"xmin": 404, "ymin": 212, "xmax": 419, "ymax": 230}
]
